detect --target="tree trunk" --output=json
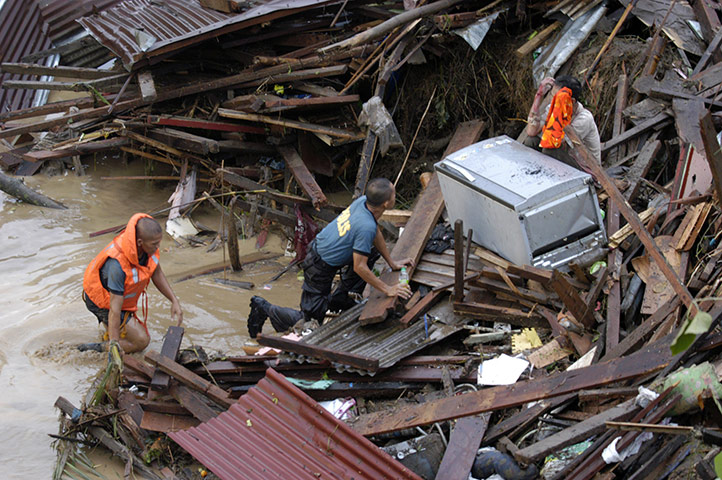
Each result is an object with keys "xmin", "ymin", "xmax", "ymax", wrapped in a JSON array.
[{"xmin": 0, "ymin": 170, "xmax": 67, "ymax": 209}]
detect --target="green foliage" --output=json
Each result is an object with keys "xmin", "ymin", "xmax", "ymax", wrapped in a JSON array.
[{"xmin": 670, "ymin": 310, "xmax": 713, "ymax": 355}]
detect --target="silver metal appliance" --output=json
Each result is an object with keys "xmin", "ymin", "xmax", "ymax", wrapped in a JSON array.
[{"xmin": 434, "ymin": 135, "xmax": 606, "ymax": 269}]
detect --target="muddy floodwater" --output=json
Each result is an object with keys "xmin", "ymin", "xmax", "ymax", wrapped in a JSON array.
[{"xmin": 0, "ymin": 160, "xmax": 301, "ymax": 477}]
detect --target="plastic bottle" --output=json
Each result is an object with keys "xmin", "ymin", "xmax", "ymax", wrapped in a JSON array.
[{"xmin": 399, "ymin": 267, "xmax": 409, "ymax": 286}]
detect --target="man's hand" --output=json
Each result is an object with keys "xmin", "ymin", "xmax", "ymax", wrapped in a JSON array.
[
  {"xmin": 389, "ymin": 257, "xmax": 414, "ymax": 270},
  {"xmin": 536, "ymin": 77, "xmax": 555, "ymax": 97},
  {"xmin": 171, "ymin": 300, "xmax": 183, "ymax": 327},
  {"xmin": 386, "ymin": 283, "xmax": 412, "ymax": 300},
  {"xmin": 108, "ymin": 340, "xmax": 124, "ymax": 370}
]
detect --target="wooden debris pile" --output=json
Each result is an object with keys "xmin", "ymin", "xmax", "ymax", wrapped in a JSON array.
[{"xmin": 41, "ymin": 0, "xmax": 722, "ymax": 478}]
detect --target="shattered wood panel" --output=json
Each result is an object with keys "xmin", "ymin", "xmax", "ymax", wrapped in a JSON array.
[
  {"xmin": 359, "ymin": 120, "xmax": 485, "ymax": 325},
  {"xmin": 277, "ymin": 145, "xmax": 327, "ymax": 209},
  {"xmin": 631, "ymin": 236, "xmax": 681, "ymax": 314},
  {"xmin": 435, "ymin": 413, "xmax": 490, "ymax": 480},
  {"xmin": 350, "ymin": 342, "xmax": 671, "ymax": 436}
]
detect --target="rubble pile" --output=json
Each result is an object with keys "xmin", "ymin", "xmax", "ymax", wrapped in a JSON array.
[{"xmin": 3, "ymin": 0, "xmax": 722, "ymax": 479}]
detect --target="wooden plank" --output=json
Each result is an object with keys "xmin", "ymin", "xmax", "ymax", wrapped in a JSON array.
[
  {"xmin": 169, "ymin": 384, "xmax": 219, "ymax": 422},
  {"xmin": 606, "ymin": 201, "xmax": 621, "ymax": 352},
  {"xmin": 359, "ymin": 120, "xmax": 486, "ymax": 324},
  {"xmin": 256, "ymin": 333, "xmax": 380, "ymax": 371},
  {"xmin": 624, "ymin": 140, "xmax": 661, "ymax": 202},
  {"xmin": 149, "ymin": 115, "xmax": 266, "ymax": 134},
  {"xmin": 673, "ymin": 202, "xmax": 712, "ymax": 251},
  {"xmin": 350, "ymin": 341, "xmax": 671, "ymax": 436},
  {"xmin": 140, "ymin": 411, "xmax": 200, "ymax": 432},
  {"xmin": 233, "ymin": 65, "xmax": 348, "ymax": 89},
  {"xmin": 515, "ymin": 22, "xmax": 562, "ymax": 58},
  {"xmin": 218, "ymin": 108, "xmax": 364, "ymax": 140},
  {"xmin": 150, "ymin": 326, "xmax": 185, "ymax": 392},
  {"xmin": 600, "ymin": 112, "xmax": 671, "ymax": 152},
  {"xmin": 399, "ymin": 289, "xmax": 446, "ymax": 326},
  {"xmin": 0, "ymin": 62, "xmax": 119, "ymax": 79},
  {"xmin": 3, "ymin": 73, "xmax": 130, "ymax": 92},
  {"xmin": 146, "ymin": 128, "xmax": 219, "ymax": 155},
  {"xmin": 22, "ymin": 137, "xmax": 129, "ymax": 162},
  {"xmin": 699, "ymin": 111, "xmax": 722, "ymax": 203},
  {"xmin": 454, "ymin": 220, "xmax": 464, "ymax": 302},
  {"xmin": 453, "ymin": 301, "xmax": 548, "ymax": 329},
  {"xmin": 566, "ymin": 127, "xmax": 698, "ymax": 316},
  {"xmin": 435, "ymin": 413, "xmax": 491, "ymax": 480},
  {"xmin": 482, "ymin": 395, "xmax": 575, "ymax": 446},
  {"xmin": 601, "ymin": 296, "xmax": 680, "ymax": 362},
  {"xmin": 263, "ymin": 94, "xmax": 359, "ymax": 108},
  {"xmin": 277, "ymin": 145, "xmax": 327, "ymax": 209},
  {"xmin": 144, "ymin": 350, "xmax": 233, "ymax": 408},
  {"xmin": 549, "ymin": 271, "xmax": 594, "ymax": 329},
  {"xmin": 692, "ymin": 26, "xmax": 722, "ymax": 76},
  {"xmin": 515, "ymin": 400, "xmax": 636, "ymax": 463}
]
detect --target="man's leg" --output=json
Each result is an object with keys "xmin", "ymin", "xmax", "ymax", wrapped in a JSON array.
[
  {"xmin": 522, "ymin": 134, "xmax": 543, "ymax": 152},
  {"xmin": 327, "ymin": 249, "xmax": 380, "ymax": 312},
  {"xmin": 119, "ymin": 315, "xmax": 150, "ymax": 353}
]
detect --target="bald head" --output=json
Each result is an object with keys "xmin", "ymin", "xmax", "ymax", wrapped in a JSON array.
[{"xmin": 137, "ymin": 217, "xmax": 162, "ymax": 240}]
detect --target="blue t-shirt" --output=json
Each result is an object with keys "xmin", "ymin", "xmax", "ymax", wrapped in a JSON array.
[
  {"xmin": 99, "ymin": 252, "xmax": 149, "ymax": 295},
  {"xmin": 315, "ymin": 195, "xmax": 377, "ymax": 267}
]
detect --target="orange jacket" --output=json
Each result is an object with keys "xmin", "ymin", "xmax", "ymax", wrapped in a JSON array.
[
  {"xmin": 83, "ymin": 213, "xmax": 159, "ymax": 311},
  {"xmin": 540, "ymin": 87, "xmax": 574, "ymax": 150}
]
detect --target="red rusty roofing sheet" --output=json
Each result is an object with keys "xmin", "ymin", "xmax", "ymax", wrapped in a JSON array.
[
  {"xmin": 169, "ymin": 368, "xmax": 422, "ymax": 480},
  {"xmin": 77, "ymin": 0, "xmax": 332, "ymax": 70},
  {"xmin": 37, "ymin": 0, "xmax": 124, "ymax": 43},
  {"xmin": 0, "ymin": 0, "xmax": 53, "ymax": 112}
]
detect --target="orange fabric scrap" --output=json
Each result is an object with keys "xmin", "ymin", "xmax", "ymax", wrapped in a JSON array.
[{"xmin": 540, "ymin": 87, "xmax": 573, "ymax": 149}]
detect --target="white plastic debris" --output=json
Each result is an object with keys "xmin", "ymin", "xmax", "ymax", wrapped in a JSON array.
[
  {"xmin": 478, "ymin": 354, "xmax": 529, "ymax": 386},
  {"xmin": 601, "ymin": 430, "xmax": 653, "ymax": 464},
  {"xmin": 319, "ymin": 398, "xmax": 356, "ymax": 420},
  {"xmin": 635, "ymin": 386, "xmax": 660, "ymax": 408},
  {"xmin": 358, "ymin": 96, "xmax": 403, "ymax": 155}
]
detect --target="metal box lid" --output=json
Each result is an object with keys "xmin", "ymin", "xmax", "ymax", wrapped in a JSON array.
[{"xmin": 434, "ymin": 136, "xmax": 592, "ymax": 210}]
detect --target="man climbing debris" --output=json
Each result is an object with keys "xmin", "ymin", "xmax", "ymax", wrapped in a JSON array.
[
  {"xmin": 79, "ymin": 213, "xmax": 183, "ymax": 354},
  {"xmin": 248, "ymin": 178, "xmax": 413, "ymax": 337}
]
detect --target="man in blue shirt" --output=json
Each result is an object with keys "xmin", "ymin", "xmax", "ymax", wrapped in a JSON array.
[{"xmin": 248, "ymin": 178, "xmax": 413, "ymax": 337}]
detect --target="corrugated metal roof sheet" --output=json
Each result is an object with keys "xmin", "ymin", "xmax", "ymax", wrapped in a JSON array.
[
  {"xmin": 77, "ymin": 0, "xmax": 333, "ymax": 69},
  {"xmin": 37, "ymin": 0, "xmax": 124, "ymax": 43},
  {"xmin": 279, "ymin": 300, "xmax": 464, "ymax": 375},
  {"xmin": 169, "ymin": 368, "xmax": 422, "ymax": 480},
  {"xmin": 0, "ymin": 0, "xmax": 53, "ymax": 112}
]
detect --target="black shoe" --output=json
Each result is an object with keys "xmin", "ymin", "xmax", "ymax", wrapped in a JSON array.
[
  {"xmin": 248, "ymin": 296, "xmax": 270, "ymax": 338},
  {"xmin": 77, "ymin": 342, "xmax": 105, "ymax": 353}
]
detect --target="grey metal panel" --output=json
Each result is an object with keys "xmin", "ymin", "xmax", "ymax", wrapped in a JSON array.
[
  {"xmin": 281, "ymin": 301, "xmax": 464, "ymax": 375},
  {"xmin": 77, "ymin": 0, "xmax": 333, "ymax": 69}
]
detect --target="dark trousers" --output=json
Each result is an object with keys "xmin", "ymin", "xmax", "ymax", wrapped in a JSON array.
[{"xmin": 265, "ymin": 246, "xmax": 380, "ymax": 332}]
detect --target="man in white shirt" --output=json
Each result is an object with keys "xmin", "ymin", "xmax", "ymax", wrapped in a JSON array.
[{"xmin": 524, "ymin": 75, "xmax": 601, "ymax": 167}]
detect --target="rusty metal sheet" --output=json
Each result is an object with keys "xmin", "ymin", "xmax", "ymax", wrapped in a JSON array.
[
  {"xmin": 37, "ymin": 0, "xmax": 123, "ymax": 42},
  {"xmin": 77, "ymin": 0, "xmax": 333, "ymax": 69},
  {"xmin": 278, "ymin": 300, "xmax": 465, "ymax": 375},
  {"xmin": 0, "ymin": 0, "xmax": 53, "ymax": 112},
  {"xmin": 169, "ymin": 368, "xmax": 421, "ymax": 480}
]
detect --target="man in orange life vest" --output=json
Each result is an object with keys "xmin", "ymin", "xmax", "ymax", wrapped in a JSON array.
[
  {"xmin": 79, "ymin": 213, "xmax": 183, "ymax": 354},
  {"xmin": 524, "ymin": 75, "xmax": 601, "ymax": 168}
]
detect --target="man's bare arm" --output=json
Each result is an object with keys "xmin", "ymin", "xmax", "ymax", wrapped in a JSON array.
[
  {"xmin": 353, "ymin": 252, "xmax": 411, "ymax": 299},
  {"xmin": 151, "ymin": 265, "xmax": 183, "ymax": 326}
]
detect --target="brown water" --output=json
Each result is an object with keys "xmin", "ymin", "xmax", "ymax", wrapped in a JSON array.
[{"xmin": 0, "ymin": 160, "xmax": 301, "ymax": 477}]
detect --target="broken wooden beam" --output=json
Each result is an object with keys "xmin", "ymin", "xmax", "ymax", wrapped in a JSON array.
[
  {"xmin": 699, "ymin": 110, "xmax": 722, "ymax": 203},
  {"xmin": 350, "ymin": 341, "xmax": 671, "ymax": 436},
  {"xmin": 567, "ymin": 127, "xmax": 697, "ymax": 316},
  {"xmin": 624, "ymin": 139, "xmax": 661, "ymax": 202},
  {"xmin": 218, "ymin": 109, "xmax": 364, "ymax": 140},
  {"xmin": 600, "ymin": 112, "xmax": 671, "ymax": 153},
  {"xmin": 263, "ymin": 94, "xmax": 360, "ymax": 109},
  {"xmin": 359, "ymin": 120, "xmax": 485, "ymax": 325},
  {"xmin": 549, "ymin": 270, "xmax": 595, "ymax": 329},
  {"xmin": 515, "ymin": 22, "xmax": 562, "ymax": 58},
  {"xmin": 256, "ymin": 333, "xmax": 380, "ymax": 371},
  {"xmin": 435, "ymin": 413, "xmax": 491, "ymax": 480},
  {"xmin": 146, "ymin": 127, "xmax": 220, "ymax": 155},
  {"xmin": 144, "ymin": 350, "xmax": 233, "ymax": 408},
  {"xmin": 21, "ymin": 137, "xmax": 129, "ymax": 162},
  {"xmin": 150, "ymin": 326, "xmax": 184, "ymax": 392},
  {"xmin": 277, "ymin": 145, "xmax": 327, "ymax": 209},
  {"xmin": 452, "ymin": 301, "xmax": 548, "ymax": 329},
  {"xmin": 0, "ymin": 62, "xmax": 120, "ymax": 79},
  {"xmin": 147, "ymin": 114, "xmax": 265, "ymax": 134}
]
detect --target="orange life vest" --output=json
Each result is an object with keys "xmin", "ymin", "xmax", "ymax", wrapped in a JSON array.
[
  {"xmin": 540, "ymin": 87, "xmax": 574, "ymax": 150},
  {"xmin": 83, "ymin": 213, "xmax": 159, "ymax": 312}
]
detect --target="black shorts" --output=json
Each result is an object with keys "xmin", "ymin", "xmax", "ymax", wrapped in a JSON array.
[{"xmin": 83, "ymin": 291, "xmax": 133, "ymax": 326}]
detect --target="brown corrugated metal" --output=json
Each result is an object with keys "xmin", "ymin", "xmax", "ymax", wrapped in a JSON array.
[
  {"xmin": 37, "ymin": 0, "xmax": 124, "ymax": 43},
  {"xmin": 279, "ymin": 301, "xmax": 465, "ymax": 375},
  {"xmin": 77, "ymin": 0, "xmax": 333, "ymax": 69},
  {"xmin": 169, "ymin": 368, "xmax": 422, "ymax": 480},
  {"xmin": 0, "ymin": 0, "xmax": 53, "ymax": 112}
]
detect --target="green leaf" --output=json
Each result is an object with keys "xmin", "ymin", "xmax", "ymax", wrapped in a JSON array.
[
  {"xmin": 670, "ymin": 311, "xmax": 713, "ymax": 355},
  {"xmin": 714, "ymin": 451, "xmax": 722, "ymax": 477}
]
